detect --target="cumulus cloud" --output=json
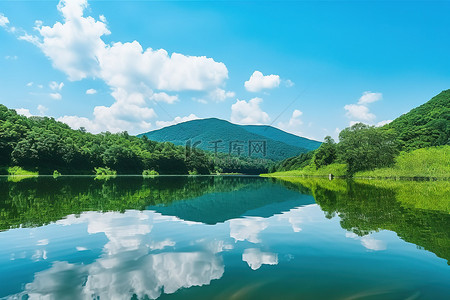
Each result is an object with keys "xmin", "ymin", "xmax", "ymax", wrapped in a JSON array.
[
  {"xmin": 86, "ymin": 88, "xmax": 97, "ymax": 95},
  {"xmin": 230, "ymin": 97, "xmax": 270, "ymax": 125},
  {"xmin": 15, "ymin": 0, "xmax": 229, "ymax": 134},
  {"xmin": 208, "ymin": 88, "xmax": 235, "ymax": 102},
  {"xmin": 50, "ymin": 92, "xmax": 62, "ymax": 100},
  {"xmin": 229, "ymin": 217, "xmax": 268, "ymax": 243},
  {"xmin": 358, "ymin": 91, "xmax": 382, "ymax": 105},
  {"xmin": 277, "ymin": 109, "xmax": 303, "ymax": 136},
  {"xmin": 344, "ymin": 91, "xmax": 383, "ymax": 125},
  {"xmin": 344, "ymin": 104, "xmax": 375, "ymax": 122},
  {"xmin": 244, "ymin": 71, "xmax": 280, "ymax": 92},
  {"xmin": 11, "ymin": 210, "xmax": 225, "ymax": 300},
  {"xmin": 155, "ymin": 114, "xmax": 199, "ymax": 128},
  {"xmin": 345, "ymin": 232, "xmax": 387, "ymax": 251},
  {"xmin": 58, "ymin": 99, "xmax": 156, "ymax": 133},
  {"xmin": 15, "ymin": 108, "xmax": 33, "ymax": 117},
  {"xmin": 0, "ymin": 13, "xmax": 9, "ymax": 28},
  {"xmin": 150, "ymin": 92, "xmax": 179, "ymax": 104},
  {"xmin": 242, "ymin": 248, "xmax": 278, "ymax": 270}
]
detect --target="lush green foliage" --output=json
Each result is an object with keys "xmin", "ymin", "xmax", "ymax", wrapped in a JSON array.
[
  {"xmin": 269, "ymin": 151, "xmax": 314, "ymax": 173},
  {"xmin": 0, "ymin": 105, "xmax": 269, "ymax": 174},
  {"xmin": 139, "ymin": 118, "xmax": 320, "ymax": 161},
  {"xmin": 270, "ymin": 123, "xmax": 399, "ymax": 176},
  {"xmin": 7, "ymin": 166, "xmax": 38, "ymax": 176},
  {"xmin": 0, "ymin": 176, "xmax": 261, "ymax": 230},
  {"xmin": 262, "ymin": 163, "xmax": 347, "ymax": 177},
  {"xmin": 338, "ymin": 123, "xmax": 399, "ymax": 174},
  {"xmin": 383, "ymin": 89, "xmax": 450, "ymax": 151},
  {"xmin": 142, "ymin": 169, "xmax": 159, "ymax": 176},
  {"xmin": 94, "ymin": 167, "xmax": 117, "ymax": 176},
  {"xmin": 53, "ymin": 170, "xmax": 61, "ymax": 178},
  {"xmin": 313, "ymin": 136, "xmax": 337, "ymax": 169},
  {"xmin": 241, "ymin": 124, "xmax": 321, "ymax": 150},
  {"xmin": 276, "ymin": 177, "xmax": 450, "ymax": 263},
  {"xmin": 269, "ymin": 91, "xmax": 449, "ymax": 177},
  {"xmin": 355, "ymin": 145, "xmax": 450, "ymax": 179}
]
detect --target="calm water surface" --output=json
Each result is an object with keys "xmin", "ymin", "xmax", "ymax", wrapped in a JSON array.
[{"xmin": 0, "ymin": 176, "xmax": 449, "ymax": 299}]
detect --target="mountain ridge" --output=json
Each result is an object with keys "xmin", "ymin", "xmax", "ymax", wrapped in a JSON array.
[{"xmin": 138, "ymin": 118, "xmax": 321, "ymax": 161}]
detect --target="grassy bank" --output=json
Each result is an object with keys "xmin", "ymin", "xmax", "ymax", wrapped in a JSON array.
[
  {"xmin": 354, "ymin": 146, "xmax": 449, "ymax": 179},
  {"xmin": 261, "ymin": 163, "xmax": 347, "ymax": 178},
  {"xmin": 263, "ymin": 146, "xmax": 449, "ymax": 180}
]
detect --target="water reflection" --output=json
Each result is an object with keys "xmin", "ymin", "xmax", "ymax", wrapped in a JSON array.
[{"xmin": 0, "ymin": 176, "xmax": 449, "ymax": 299}]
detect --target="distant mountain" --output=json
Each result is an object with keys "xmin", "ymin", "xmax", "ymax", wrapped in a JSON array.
[
  {"xmin": 383, "ymin": 89, "xmax": 450, "ymax": 150},
  {"xmin": 138, "ymin": 118, "xmax": 321, "ymax": 161}
]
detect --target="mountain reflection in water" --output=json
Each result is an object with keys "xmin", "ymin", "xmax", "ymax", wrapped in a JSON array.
[{"xmin": 0, "ymin": 176, "xmax": 448, "ymax": 299}]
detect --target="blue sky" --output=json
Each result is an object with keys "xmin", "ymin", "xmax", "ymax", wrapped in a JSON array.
[{"xmin": 1, "ymin": 0, "xmax": 449, "ymax": 140}]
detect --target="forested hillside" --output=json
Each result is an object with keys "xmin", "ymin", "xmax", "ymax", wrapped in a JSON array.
[
  {"xmin": 0, "ymin": 105, "xmax": 269, "ymax": 175},
  {"xmin": 139, "ymin": 118, "xmax": 320, "ymax": 161},
  {"xmin": 383, "ymin": 89, "xmax": 450, "ymax": 150},
  {"xmin": 269, "ymin": 90, "xmax": 450, "ymax": 177}
]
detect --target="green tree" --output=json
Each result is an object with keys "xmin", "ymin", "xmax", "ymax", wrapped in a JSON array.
[
  {"xmin": 314, "ymin": 136, "xmax": 337, "ymax": 169},
  {"xmin": 338, "ymin": 123, "xmax": 399, "ymax": 174}
]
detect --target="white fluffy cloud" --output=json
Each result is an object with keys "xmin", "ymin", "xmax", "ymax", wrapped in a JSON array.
[
  {"xmin": 242, "ymin": 248, "xmax": 278, "ymax": 270},
  {"xmin": 344, "ymin": 104, "xmax": 375, "ymax": 122},
  {"xmin": 58, "ymin": 100, "xmax": 156, "ymax": 133},
  {"xmin": 0, "ymin": 13, "xmax": 9, "ymax": 28},
  {"xmin": 277, "ymin": 109, "xmax": 303, "ymax": 136},
  {"xmin": 345, "ymin": 232, "xmax": 387, "ymax": 251},
  {"xmin": 17, "ymin": 0, "xmax": 229, "ymax": 134},
  {"xmin": 229, "ymin": 217, "xmax": 268, "ymax": 243},
  {"xmin": 358, "ymin": 91, "xmax": 382, "ymax": 104},
  {"xmin": 231, "ymin": 97, "xmax": 270, "ymax": 125},
  {"xmin": 150, "ymin": 92, "xmax": 179, "ymax": 104},
  {"xmin": 244, "ymin": 71, "xmax": 280, "ymax": 92},
  {"xmin": 208, "ymin": 88, "xmax": 235, "ymax": 102},
  {"xmin": 155, "ymin": 114, "xmax": 199, "ymax": 128},
  {"xmin": 86, "ymin": 88, "xmax": 97, "ymax": 95},
  {"xmin": 12, "ymin": 210, "xmax": 225, "ymax": 300},
  {"xmin": 344, "ymin": 91, "xmax": 382, "ymax": 124},
  {"xmin": 15, "ymin": 108, "xmax": 33, "ymax": 117}
]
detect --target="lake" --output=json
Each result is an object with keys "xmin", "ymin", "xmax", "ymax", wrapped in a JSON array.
[{"xmin": 0, "ymin": 176, "xmax": 449, "ymax": 299}]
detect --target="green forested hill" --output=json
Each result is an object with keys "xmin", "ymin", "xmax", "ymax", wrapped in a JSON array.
[
  {"xmin": 138, "ymin": 118, "xmax": 321, "ymax": 161},
  {"xmin": 0, "ymin": 105, "xmax": 212, "ymax": 174},
  {"xmin": 242, "ymin": 125, "xmax": 321, "ymax": 149},
  {"xmin": 269, "ymin": 90, "xmax": 450, "ymax": 175},
  {"xmin": 383, "ymin": 89, "xmax": 450, "ymax": 150}
]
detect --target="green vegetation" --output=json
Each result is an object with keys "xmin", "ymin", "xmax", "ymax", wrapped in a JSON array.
[
  {"xmin": 383, "ymin": 89, "xmax": 450, "ymax": 151},
  {"xmin": 7, "ymin": 166, "xmax": 38, "ymax": 176},
  {"xmin": 0, "ymin": 176, "xmax": 257, "ymax": 230},
  {"xmin": 355, "ymin": 146, "xmax": 450, "ymax": 179},
  {"xmin": 275, "ymin": 177, "xmax": 450, "ymax": 263},
  {"xmin": 142, "ymin": 169, "xmax": 159, "ymax": 177},
  {"xmin": 0, "ymin": 104, "xmax": 269, "ymax": 175},
  {"xmin": 53, "ymin": 170, "xmax": 61, "ymax": 178},
  {"xmin": 138, "ymin": 118, "xmax": 320, "ymax": 161},
  {"xmin": 188, "ymin": 169, "xmax": 199, "ymax": 175},
  {"xmin": 4, "ymin": 166, "xmax": 39, "ymax": 182},
  {"xmin": 263, "ymin": 163, "xmax": 347, "ymax": 177},
  {"xmin": 268, "ymin": 90, "xmax": 449, "ymax": 178},
  {"xmin": 94, "ymin": 167, "xmax": 117, "ymax": 176}
]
